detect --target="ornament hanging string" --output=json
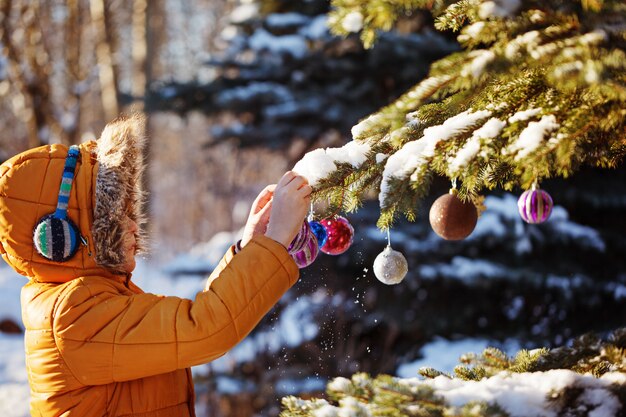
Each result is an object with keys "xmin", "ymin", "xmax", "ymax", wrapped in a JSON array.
[{"xmin": 386, "ymin": 228, "xmax": 391, "ymax": 248}]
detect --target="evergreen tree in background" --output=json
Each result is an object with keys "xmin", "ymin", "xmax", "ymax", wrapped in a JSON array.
[{"xmin": 148, "ymin": 0, "xmax": 455, "ymax": 156}]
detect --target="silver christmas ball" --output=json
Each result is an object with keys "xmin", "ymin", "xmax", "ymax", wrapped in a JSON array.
[{"xmin": 373, "ymin": 246, "xmax": 408, "ymax": 285}]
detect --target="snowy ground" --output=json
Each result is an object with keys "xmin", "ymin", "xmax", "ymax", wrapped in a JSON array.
[{"xmin": 0, "ymin": 334, "xmax": 29, "ymax": 417}]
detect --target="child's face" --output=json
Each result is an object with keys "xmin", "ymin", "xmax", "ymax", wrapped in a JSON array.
[{"xmin": 121, "ymin": 215, "xmax": 139, "ymax": 273}]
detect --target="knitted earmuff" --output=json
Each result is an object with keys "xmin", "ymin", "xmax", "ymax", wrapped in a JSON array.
[{"xmin": 33, "ymin": 145, "xmax": 82, "ymax": 262}]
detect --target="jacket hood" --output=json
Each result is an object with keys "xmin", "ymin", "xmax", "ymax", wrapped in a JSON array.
[{"xmin": 0, "ymin": 114, "xmax": 147, "ymax": 282}]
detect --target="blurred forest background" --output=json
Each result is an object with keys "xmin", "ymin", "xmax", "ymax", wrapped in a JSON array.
[{"xmin": 1, "ymin": 0, "xmax": 626, "ymax": 416}]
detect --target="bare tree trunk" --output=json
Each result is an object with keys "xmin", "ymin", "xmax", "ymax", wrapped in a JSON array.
[
  {"xmin": 137, "ymin": 0, "xmax": 165, "ymax": 235},
  {"xmin": 24, "ymin": 2, "xmax": 60, "ymax": 143},
  {"xmin": 90, "ymin": 0, "xmax": 119, "ymax": 121},
  {"xmin": 64, "ymin": 0, "xmax": 85, "ymax": 144},
  {"xmin": 145, "ymin": 0, "xmax": 165, "ymax": 106},
  {"xmin": 0, "ymin": 0, "xmax": 40, "ymax": 148},
  {"xmin": 131, "ymin": 0, "xmax": 147, "ymax": 103},
  {"xmin": 1, "ymin": 0, "xmax": 70, "ymax": 145}
]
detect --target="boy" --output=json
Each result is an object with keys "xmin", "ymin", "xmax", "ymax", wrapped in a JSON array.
[{"xmin": 0, "ymin": 114, "xmax": 310, "ymax": 416}]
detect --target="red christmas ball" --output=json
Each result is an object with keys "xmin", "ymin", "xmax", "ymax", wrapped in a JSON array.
[
  {"xmin": 429, "ymin": 191, "xmax": 477, "ymax": 240},
  {"xmin": 320, "ymin": 216, "xmax": 354, "ymax": 255}
]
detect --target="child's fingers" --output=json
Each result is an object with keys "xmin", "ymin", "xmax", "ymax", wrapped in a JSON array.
[
  {"xmin": 252, "ymin": 185, "xmax": 276, "ymax": 214},
  {"xmin": 283, "ymin": 175, "xmax": 307, "ymax": 191},
  {"xmin": 277, "ymin": 171, "xmax": 297, "ymax": 188},
  {"xmin": 255, "ymin": 199, "xmax": 273, "ymax": 225},
  {"xmin": 299, "ymin": 184, "xmax": 313, "ymax": 197}
]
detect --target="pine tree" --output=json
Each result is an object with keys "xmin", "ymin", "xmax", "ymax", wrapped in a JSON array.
[
  {"xmin": 147, "ymin": 0, "xmax": 454, "ymax": 158},
  {"xmin": 294, "ymin": 0, "xmax": 626, "ymax": 229},
  {"xmin": 280, "ymin": 329, "xmax": 626, "ymax": 417}
]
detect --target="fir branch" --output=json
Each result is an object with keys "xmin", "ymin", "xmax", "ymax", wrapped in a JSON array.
[
  {"xmin": 282, "ymin": 329, "xmax": 626, "ymax": 417},
  {"xmin": 297, "ymin": 0, "xmax": 626, "ymax": 231}
]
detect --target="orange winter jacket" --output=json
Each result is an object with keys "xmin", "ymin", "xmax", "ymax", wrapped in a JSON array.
[{"xmin": 0, "ymin": 133, "xmax": 299, "ymax": 416}]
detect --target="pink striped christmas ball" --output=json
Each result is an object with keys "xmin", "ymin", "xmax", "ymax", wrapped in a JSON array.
[
  {"xmin": 288, "ymin": 221, "xmax": 311, "ymax": 254},
  {"xmin": 292, "ymin": 227, "xmax": 319, "ymax": 268},
  {"xmin": 517, "ymin": 187, "xmax": 553, "ymax": 224}
]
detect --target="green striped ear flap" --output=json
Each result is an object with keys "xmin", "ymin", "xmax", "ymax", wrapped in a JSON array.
[{"xmin": 33, "ymin": 146, "xmax": 82, "ymax": 262}]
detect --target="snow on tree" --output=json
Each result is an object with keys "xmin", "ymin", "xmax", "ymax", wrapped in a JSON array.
[
  {"xmin": 293, "ymin": 0, "xmax": 625, "ymax": 229},
  {"xmin": 281, "ymin": 329, "xmax": 626, "ymax": 416}
]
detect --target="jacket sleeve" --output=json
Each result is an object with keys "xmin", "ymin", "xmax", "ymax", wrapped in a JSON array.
[
  {"xmin": 52, "ymin": 235, "xmax": 299, "ymax": 385},
  {"xmin": 205, "ymin": 242, "xmax": 237, "ymax": 290}
]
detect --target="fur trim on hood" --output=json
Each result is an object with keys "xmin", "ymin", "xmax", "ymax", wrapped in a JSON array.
[{"xmin": 92, "ymin": 113, "xmax": 148, "ymax": 273}]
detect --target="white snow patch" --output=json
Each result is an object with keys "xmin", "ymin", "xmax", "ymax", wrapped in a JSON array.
[
  {"xmin": 448, "ymin": 117, "xmax": 505, "ymax": 173},
  {"xmin": 339, "ymin": 396, "xmax": 372, "ymax": 416},
  {"xmin": 505, "ymin": 30, "xmax": 541, "ymax": 59},
  {"xmin": 580, "ymin": 387, "xmax": 621, "ymax": 417},
  {"xmin": 478, "ymin": 0, "xmax": 521, "ymax": 19},
  {"xmin": 0, "ymin": 334, "xmax": 30, "ymax": 417},
  {"xmin": 293, "ymin": 142, "xmax": 371, "ymax": 186},
  {"xmin": 508, "ymin": 108, "xmax": 542, "ymax": 123},
  {"xmin": 328, "ymin": 376, "xmax": 352, "ymax": 392},
  {"xmin": 293, "ymin": 148, "xmax": 338, "ymax": 186},
  {"xmin": 462, "ymin": 22, "xmax": 486, "ymax": 40},
  {"xmin": 579, "ymin": 30, "xmax": 608, "ymax": 46},
  {"xmin": 351, "ymin": 114, "xmax": 384, "ymax": 140},
  {"xmin": 379, "ymin": 110, "xmax": 491, "ymax": 207},
  {"xmin": 375, "ymin": 153, "xmax": 388, "ymax": 164},
  {"xmin": 230, "ymin": 3, "xmax": 259, "ymax": 23},
  {"xmin": 473, "ymin": 117, "xmax": 506, "ymax": 139},
  {"xmin": 217, "ymin": 82, "xmax": 293, "ymax": 104},
  {"xmin": 461, "ymin": 50, "xmax": 496, "ymax": 78},
  {"xmin": 506, "ymin": 115, "xmax": 559, "ymax": 160},
  {"xmin": 396, "ymin": 337, "xmax": 520, "ymax": 377},
  {"xmin": 342, "ymin": 11, "xmax": 363, "ymax": 33},
  {"xmin": 325, "ymin": 141, "xmax": 371, "ymax": 167},
  {"xmin": 404, "ymin": 370, "xmax": 624, "ymax": 417},
  {"xmin": 249, "ymin": 29, "xmax": 308, "ymax": 58},
  {"xmin": 419, "ymin": 257, "xmax": 510, "ymax": 282},
  {"xmin": 266, "ymin": 13, "xmax": 309, "ymax": 28},
  {"xmin": 0, "ymin": 384, "xmax": 30, "ymax": 417},
  {"xmin": 313, "ymin": 404, "xmax": 339, "ymax": 417},
  {"xmin": 404, "ymin": 76, "xmax": 453, "ymax": 102},
  {"xmin": 300, "ymin": 15, "xmax": 329, "ymax": 39}
]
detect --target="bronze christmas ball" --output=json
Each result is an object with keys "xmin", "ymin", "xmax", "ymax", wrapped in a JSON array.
[{"xmin": 429, "ymin": 191, "xmax": 478, "ymax": 240}]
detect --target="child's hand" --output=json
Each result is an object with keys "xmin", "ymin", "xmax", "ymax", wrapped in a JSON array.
[
  {"xmin": 241, "ymin": 185, "xmax": 276, "ymax": 248},
  {"xmin": 265, "ymin": 172, "xmax": 311, "ymax": 248}
]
